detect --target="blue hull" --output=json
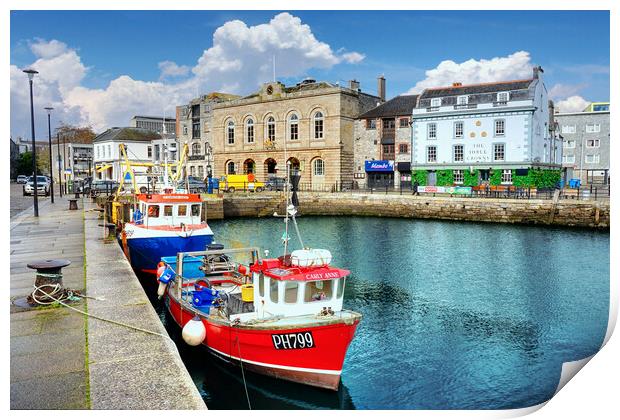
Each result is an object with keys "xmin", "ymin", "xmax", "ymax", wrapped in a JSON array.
[{"xmin": 127, "ymin": 234, "xmax": 213, "ymax": 274}]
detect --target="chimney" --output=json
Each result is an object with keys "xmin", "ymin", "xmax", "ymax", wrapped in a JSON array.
[
  {"xmin": 349, "ymin": 79, "xmax": 360, "ymax": 91},
  {"xmin": 533, "ymin": 65, "xmax": 544, "ymax": 79},
  {"xmin": 452, "ymin": 82, "xmax": 462, "ymax": 87},
  {"xmin": 377, "ymin": 75, "xmax": 386, "ymax": 102}
]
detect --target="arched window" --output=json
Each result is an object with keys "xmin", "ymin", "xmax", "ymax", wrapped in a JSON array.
[
  {"xmin": 313, "ymin": 111, "xmax": 324, "ymax": 139},
  {"xmin": 289, "ymin": 114, "xmax": 299, "ymax": 140},
  {"xmin": 226, "ymin": 161, "xmax": 236, "ymax": 175},
  {"xmin": 246, "ymin": 118, "xmax": 254, "ymax": 143},
  {"xmin": 267, "ymin": 116, "xmax": 276, "ymax": 142},
  {"xmin": 227, "ymin": 120, "xmax": 235, "ymax": 144},
  {"xmin": 191, "ymin": 143, "xmax": 201, "ymax": 155},
  {"xmin": 313, "ymin": 159, "xmax": 324, "ymax": 176}
]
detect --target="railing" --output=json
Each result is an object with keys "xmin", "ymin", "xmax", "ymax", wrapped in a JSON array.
[
  {"xmin": 426, "ymin": 106, "xmax": 440, "ymax": 112},
  {"xmin": 453, "ymin": 103, "xmax": 477, "ymax": 110},
  {"xmin": 493, "ymin": 101, "xmax": 508, "ymax": 107}
]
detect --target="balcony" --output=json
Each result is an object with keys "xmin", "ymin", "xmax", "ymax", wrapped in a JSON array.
[
  {"xmin": 426, "ymin": 106, "xmax": 440, "ymax": 112},
  {"xmin": 382, "ymin": 153, "xmax": 395, "ymax": 161},
  {"xmin": 493, "ymin": 101, "xmax": 508, "ymax": 107},
  {"xmin": 188, "ymin": 155, "xmax": 205, "ymax": 161}
]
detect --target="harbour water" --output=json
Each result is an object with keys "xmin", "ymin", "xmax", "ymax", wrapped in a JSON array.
[{"xmin": 149, "ymin": 216, "xmax": 609, "ymax": 410}]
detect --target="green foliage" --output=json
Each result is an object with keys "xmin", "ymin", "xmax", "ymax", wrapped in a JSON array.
[
  {"xmin": 436, "ymin": 170, "xmax": 454, "ymax": 186},
  {"xmin": 490, "ymin": 169, "xmax": 502, "ymax": 186},
  {"xmin": 411, "ymin": 170, "xmax": 427, "ymax": 185},
  {"xmin": 16, "ymin": 151, "xmax": 48, "ymax": 176},
  {"xmin": 463, "ymin": 169, "xmax": 479, "ymax": 186},
  {"xmin": 512, "ymin": 169, "xmax": 562, "ymax": 188}
]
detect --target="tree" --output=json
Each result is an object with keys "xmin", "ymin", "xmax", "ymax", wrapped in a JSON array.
[
  {"xmin": 55, "ymin": 123, "xmax": 96, "ymax": 144},
  {"xmin": 16, "ymin": 151, "xmax": 49, "ymax": 176}
]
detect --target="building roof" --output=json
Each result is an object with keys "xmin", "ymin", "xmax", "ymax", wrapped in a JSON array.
[
  {"xmin": 358, "ymin": 95, "xmax": 419, "ymax": 119},
  {"xmin": 419, "ymin": 79, "xmax": 534, "ymax": 98},
  {"xmin": 131, "ymin": 115, "xmax": 176, "ymax": 121},
  {"xmin": 94, "ymin": 127, "xmax": 163, "ymax": 142}
]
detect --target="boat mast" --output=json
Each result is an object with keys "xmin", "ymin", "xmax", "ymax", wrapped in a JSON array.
[{"xmin": 162, "ymin": 118, "xmax": 169, "ymax": 190}]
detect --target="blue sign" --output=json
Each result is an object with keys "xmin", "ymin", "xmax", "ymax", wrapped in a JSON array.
[
  {"xmin": 124, "ymin": 172, "xmax": 132, "ymax": 181},
  {"xmin": 365, "ymin": 160, "xmax": 394, "ymax": 172}
]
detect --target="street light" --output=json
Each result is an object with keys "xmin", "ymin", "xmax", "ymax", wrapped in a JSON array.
[
  {"xmin": 44, "ymin": 106, "xmax": 55, "ymax": 203},
  {"xmin": 23, "ymin": 68, "xmax": 39, "ymax": 217}
]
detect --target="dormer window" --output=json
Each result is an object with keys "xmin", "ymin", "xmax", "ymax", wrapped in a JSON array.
[
  {"xmin": 457, "ymin": 95, "xmax": 468, "ymax": 105},
  {"xmin": 431, "ymin": 98, "xmax": 442, "ymax": 107},
  {"xmin": 497, "ymin": 92, "xmax": 510, "ymax": 103}
]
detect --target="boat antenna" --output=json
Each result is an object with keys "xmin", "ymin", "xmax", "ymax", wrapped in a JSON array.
[
  {"xmin": 162, "ymin": 115, "xmax": 170, "ymax": 190},
  {"xmin": 282, "ymin": 117, "xmax": 291, "ymax": 256}
]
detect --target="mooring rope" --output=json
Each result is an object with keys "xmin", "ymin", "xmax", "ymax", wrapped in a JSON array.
[
  {"xmin": 31, "ymin": 284, "xmax": 175, "ymax": 344},
  {"xmin": 233, "ymin": 324, "xmax": 252, "ymax": 410}
]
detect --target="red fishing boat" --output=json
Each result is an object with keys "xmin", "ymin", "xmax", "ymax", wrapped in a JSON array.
[{"xmin": 160, "ymin": 244, "xmax": 362, "ymax": 390}]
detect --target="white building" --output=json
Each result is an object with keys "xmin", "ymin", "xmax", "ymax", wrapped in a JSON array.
[
  {"xmin": 411, "ymin": 66, "xmax": 562, "ymax": 186},
  {"xmin": 93, "ymin": 127, "xmax": 161, "ymax": 183}
]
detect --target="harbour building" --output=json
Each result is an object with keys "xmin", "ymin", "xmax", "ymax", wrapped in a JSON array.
[
  {"xmin": 555, "ymin": 102, "xmax": 610, "ymax": 184},
  {"xmin": 354, "ymin": 93, "xmax": 419, "ymax": 189},
  {"xmin": 209, "ymin": 78, "xmax": 381, "ymax": 189},
  {"xmin": 410, "ymin": 66, "xmax": 563, "ymax": 188},
  {"xmin": 175, "ymin": 93, "xmax": 241, "ymax": 180}
]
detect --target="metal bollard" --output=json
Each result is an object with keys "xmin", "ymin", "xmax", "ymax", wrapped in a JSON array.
[{"xmin": 26, "ymin": 259, "xmax": 71, "ymax": 305}]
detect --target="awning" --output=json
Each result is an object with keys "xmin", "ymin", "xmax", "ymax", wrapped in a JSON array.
[{"xmin": 397, "ymin": 162, "xmax": 411, "ymax": 172}]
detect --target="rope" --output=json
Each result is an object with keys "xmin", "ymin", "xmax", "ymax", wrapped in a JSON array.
[
  {"xmin": 233, "ymin": 324, "xmax": 252, "ymax": 410},
  {"xmin": 31, "ymin": 284, "xmax": 175, "ymax": 344}
]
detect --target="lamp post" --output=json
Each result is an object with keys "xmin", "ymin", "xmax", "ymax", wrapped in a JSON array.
[
  {"xmin": 44, "ymin": 107, "xmax": 55, "ymax": 203},
  {"xmin": 23, "ymin": 68, "xmax": 39, "ymax": 217},
  {"xmin": 57, "ymin": 132, "xmax": 63, "ymax": 197}
]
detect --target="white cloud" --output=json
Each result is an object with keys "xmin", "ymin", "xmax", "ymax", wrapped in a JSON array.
[
  {"xmin": 158, "ymin": 60, "xmax": 190, "ymax": 80},
  {"xmin": 406, "ymin": 51, "xmax": 533, "ymax": 94},
  {"xmin": 342, "ymin": 52, "xmax": 366, "ymax": 64},
  {"xmin": 548, "ymin": 83, "xmax": 588, "ymax": 100},
  {"xmin": 10, "ymin": 12, "xmax": 364, "ymax": 137},
  {"xmin": 555, "ymin": 95, "xmax": 591, "ymax": 113}
]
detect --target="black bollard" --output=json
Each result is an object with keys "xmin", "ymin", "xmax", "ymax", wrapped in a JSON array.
[{"xmin": 26, "ymin": 259, "xmax": 71, "ymax": 305}]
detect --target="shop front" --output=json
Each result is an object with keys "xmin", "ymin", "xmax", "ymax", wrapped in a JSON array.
[
  {"xmin": 365, "ymin": 160, "xmax": 394, "ymax": 188},
  {"xmin": 397, "ymin": 162, "xmax": 411, "ymax": 189}
]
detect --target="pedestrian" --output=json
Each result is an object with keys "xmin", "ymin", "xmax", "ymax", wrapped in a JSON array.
[{"xmin": 413, "ymin": 179, "xmax": 419, "ymax": 196}]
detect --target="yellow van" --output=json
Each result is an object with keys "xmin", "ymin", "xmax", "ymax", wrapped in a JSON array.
[{"xmin": 221, "ymin": 174, "xmax": 265, "ymax": 193}]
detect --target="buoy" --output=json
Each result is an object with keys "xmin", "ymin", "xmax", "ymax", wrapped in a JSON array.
[
  {"xmin": 157, "ymin": 281, "xmax": 167, "ymax": 298},
  {"xmin": 182, "ymin": 316, "xmax": 206, "ymax": 346},
  {"xmin": 156, "ymin": 262, "xmax": 165, "ymax": 279},
  {"xmin": 238, "ymin": 264, "xmax": 248, "ymax": 275},
  {"xmin": 157, "ymin": 264, "xmax": 175, "ymax": 298}
]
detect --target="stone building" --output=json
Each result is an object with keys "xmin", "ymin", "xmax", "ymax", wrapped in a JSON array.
[
  {"xmin": 354, "ymin": 95, "xmax": 419, "ymax": 188},
  {"xmin": 176, "ymin": 93, "xmax": 240, "ymax": 180},
  {"xmin": 555, "ymin": 103, "xmax": 610, "ymax": 184},
  {"xmin": 209, "ymin": 79, "xmax": 380, "ymax": 189},
  {"xmin": 410, "ymin": 66, "xmax": 563, "ymax": 188}
]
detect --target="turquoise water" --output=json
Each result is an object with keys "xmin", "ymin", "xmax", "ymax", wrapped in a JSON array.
[{"xmin": 155, "ymin": 216, "xmax": 609, "ymax": 410}]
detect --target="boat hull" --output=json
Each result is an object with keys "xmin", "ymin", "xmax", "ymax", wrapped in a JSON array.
[
  {"xmin": 125, "ymin": 224, "xmax": 214, "ymax": 273},
  {"xmin": 166, "ymin": 295, "xmax": 361, "ymax": 390}
]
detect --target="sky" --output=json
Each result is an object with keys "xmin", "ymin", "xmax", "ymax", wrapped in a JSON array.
[{"xmin": 9, "ymin": 10, "xmax": 610, "ymax": 140}]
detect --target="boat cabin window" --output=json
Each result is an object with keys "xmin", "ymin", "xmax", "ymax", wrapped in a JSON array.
[
  {"xmin": 147, "ymin": 205, "xmax": 160, "ymax": 218},
  {"xmin": 164, "ymin": 205, "xmax": 173, "ymax": 217},
  {"xmin": 258, "ymin": 274, "xmax": 265, "ymax": 297},
  {"xmin": 284, "ymin": 281, "xmax": 299, "ymax": 303},
  {"xmin": 336, "ymin": 277, "xmax": 346, "ymax": 299},
  {"xmin": 304, "ymin": 280, "xmax": 333, "ymax": 302},
  {"xmin": 270, "ymin": 278, "xmax": 279, "ymax": 303},
  {"xmin": 191, "ymin": 204, "xmax": 201, "ymax": 217},
  {"xmin": 177, "ymin": 205, "xmax": 187, "ymax": 216}
]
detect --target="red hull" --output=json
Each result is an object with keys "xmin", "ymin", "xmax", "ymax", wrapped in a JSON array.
[{"xmin": 166, "ymin": 295, "xmax": 361, "ymax": 390}]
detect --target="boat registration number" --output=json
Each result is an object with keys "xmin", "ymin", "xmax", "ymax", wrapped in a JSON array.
[{"xmin": 271, "ymin": 331, "xmax": 315, "ymax": 350}]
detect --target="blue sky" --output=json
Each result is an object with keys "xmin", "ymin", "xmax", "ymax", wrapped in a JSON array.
[{"xmin": 10, "ymin": 10, "xmax": 610, "ymax": 137}]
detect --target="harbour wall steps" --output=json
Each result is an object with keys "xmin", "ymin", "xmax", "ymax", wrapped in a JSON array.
[{"xmin": 219, "ymin": 193, "xmax": 609, "ymax": 229}]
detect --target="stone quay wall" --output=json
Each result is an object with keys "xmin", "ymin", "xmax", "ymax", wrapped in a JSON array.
[{"xmin": 219, "ymin": 193, "xmax": 609, "ymax": 229}]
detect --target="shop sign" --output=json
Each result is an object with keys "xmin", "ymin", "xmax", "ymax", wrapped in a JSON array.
[
  {"xmin": 418, "ymin": 186, "xmax": 472, "ymax": 194},
  {"xmin": 365, "ymin": 160, "xmax": 394, "ymax": 172}
]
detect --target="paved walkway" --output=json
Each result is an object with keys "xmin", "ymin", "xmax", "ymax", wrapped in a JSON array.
[{"xmin": 10, "ymin": 198, "xmax": 90, "ymax": 409}]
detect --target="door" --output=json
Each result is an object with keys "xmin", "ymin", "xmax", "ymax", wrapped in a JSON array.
[
  {"xmin": 427, "ymin": 171, "xmax": 437, "ymax": 186},
  {"xmin": 479, "ymin": 170, "xmax": 490, "ymax": 184}
]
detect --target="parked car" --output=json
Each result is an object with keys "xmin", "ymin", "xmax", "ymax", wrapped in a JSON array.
[
  {"xmin": 221, "ymin": 174, "xmax": 265, "ymax": 193},
  {"xmin": 265, "ymin": 177, "xmax": 290, "ymax": 191},
  {"xmin": 16, "ymin": 175, "xmax": 28, "ymax": 184},
  {"xmin": 23, "ymin": 176, "xmax": 50, "ymax": 196},
  {"xmin": 187, "ymin": 176, "xmax": 207, "ymax": 193},
  {"xmin": 85, "ymin": 180, "xmax": 120, "ymax": 196}
]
